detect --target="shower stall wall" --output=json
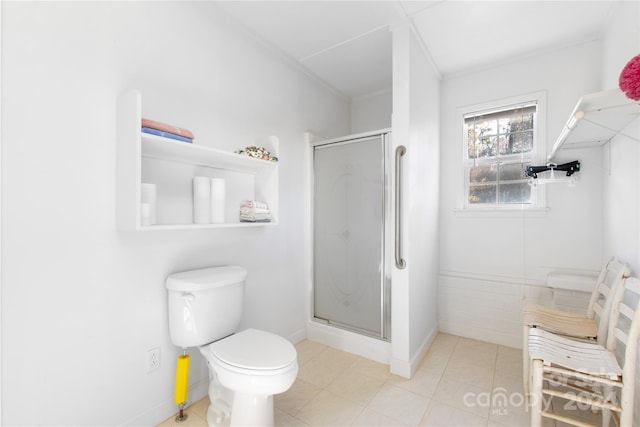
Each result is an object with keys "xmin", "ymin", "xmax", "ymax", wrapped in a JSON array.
[{"xmin": 311, "ymin": 130, "xmax": 392, "ymax": 341}]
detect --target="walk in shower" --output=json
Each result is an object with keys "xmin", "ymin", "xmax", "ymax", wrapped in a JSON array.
[{"xmin": 311, "ymin": 131, "xmax": 392, "ymax": 342}]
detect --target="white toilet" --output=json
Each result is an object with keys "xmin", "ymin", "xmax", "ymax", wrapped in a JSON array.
[{"xmin": 166, "ymin": 266, "xmax": 298, "ymax": 426}]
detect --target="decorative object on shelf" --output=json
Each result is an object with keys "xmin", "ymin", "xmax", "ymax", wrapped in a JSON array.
[
  {"xmin": 193, "ymin": 177, "xmax": 211, "ymax": 224},
  {"xmin": 210, "ymin": 178, "xmax": 226, "ymax": 224},
  {"xmin": 141, "ymin": 118, "xmax": 194, "ymax": 143},
  {"xmin": 234, "ymin": 146, "xmax": 278, "ymax": 162},
  {"xmin": 140, "ymin": 183, "xmax": 157, "ymax": 225},
  {"xmin": 619, "ymin": 54, "xmax": 640, "ymax": 101},
  {"xmin": 240, "ymin": 200, "xmax": 271, "ymax": 223}
]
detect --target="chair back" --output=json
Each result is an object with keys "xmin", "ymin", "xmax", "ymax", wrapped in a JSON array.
[
  {"xmin": 586, "ymin": 258, "xmax": 631, "ymax": 344},
  {"xmin": 606, "ymin": 277, "xmax": 640, "ymax": 366},
  {"xmin": 605, "ymin": 276, "xmax": 640, "ymax": 424}
]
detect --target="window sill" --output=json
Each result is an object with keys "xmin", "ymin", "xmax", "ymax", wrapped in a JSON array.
[{"xmin": 453, "ymin": 207, "xmax": 549, "ymax": 218}]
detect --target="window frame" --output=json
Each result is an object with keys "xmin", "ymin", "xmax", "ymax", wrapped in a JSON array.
[{"xmin": 458, "ymin": 91, "xmax": 547, "ymax": 211}]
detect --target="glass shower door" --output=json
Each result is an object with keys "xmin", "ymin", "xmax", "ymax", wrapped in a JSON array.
[{"xmin": 313, "ymin": 135, "xmax": 386, "ymax": 339}]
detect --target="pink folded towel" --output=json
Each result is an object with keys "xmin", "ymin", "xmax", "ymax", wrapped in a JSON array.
[
  {"xmin": 241, "ymin": 200, "xmax": 269, "ymax": 210},
  {"xmin": 141, "ymin": 118, "xmax": 195, "ymax": 140}
]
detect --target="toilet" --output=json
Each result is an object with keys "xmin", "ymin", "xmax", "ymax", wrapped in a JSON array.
[{"xmin": 166, "ymin": 266, "xmax": 298, "ymax": 426}]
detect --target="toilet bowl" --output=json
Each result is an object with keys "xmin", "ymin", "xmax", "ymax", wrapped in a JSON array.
[
  {"xmin": 165, "ymin": 266, "xmax": 298, "ymax": 427},
  {"xmin": 200, "ymin": 328, "xmax": 298, "ymax": 426}
]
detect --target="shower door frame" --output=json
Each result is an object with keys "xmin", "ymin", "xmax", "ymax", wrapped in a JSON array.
[{"xmin": 310, "ymin": 129, "xmax": 392, "ymax": 342}]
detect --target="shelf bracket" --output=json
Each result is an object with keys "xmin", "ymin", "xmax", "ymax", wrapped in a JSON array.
[{"xmin": 526, "ymin": 160, "xmax": 581, "ymax": 179}]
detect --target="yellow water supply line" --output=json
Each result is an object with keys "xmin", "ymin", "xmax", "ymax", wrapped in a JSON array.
[{"xmin": 174, "ymin": 350, "xmax": 190, "ymax": 422}]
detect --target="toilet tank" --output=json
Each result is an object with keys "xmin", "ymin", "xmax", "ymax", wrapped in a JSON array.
[{"xmin": 166, "ymin": 266, "xmax": 247, "ymax": 348}]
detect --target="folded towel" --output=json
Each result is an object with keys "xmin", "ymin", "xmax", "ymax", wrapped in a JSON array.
[
  {"xmin": 141, "ymin": 118, "xmax": 195, "ymax": 139},
  {"xmin": 241, "ymin": 200, "xmax": 269, "ymax": 210},
  {"xmin": 240, "ymin": 207, "xmax": 270, "ymax": 215},
  {"xmin": 240, "ymin": 218, "xmax": 271, "ymax": 223},
  {"xmin": 142, "ymin": 127, "xmax": 193, "ymax": 143},
  {"xmin": 240, "ymin": 212, "xmax": 270, "ymax": 222}
]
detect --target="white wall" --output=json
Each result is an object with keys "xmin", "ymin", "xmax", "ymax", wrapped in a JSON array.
[
  {"xmin": 1, "ymin": 2, "xmax": 349, "ymax": 425},
  {"xmin": 390, "ymin": 23, "xmax": 440, "ymax": 378},
  {"xmin": 350, "ymin": 89, "xmax": 392, "ymax": 134},
  {"xmin": 439, "ymin": 40, "xmax": 604, "ymax": 347},
  {"xmin": 599, "ymin": 1, "xmax": 640, "ymax": 423},
  {"xmin": 601, "ymin": 0, "xmax": 640, "ymax": 275}
]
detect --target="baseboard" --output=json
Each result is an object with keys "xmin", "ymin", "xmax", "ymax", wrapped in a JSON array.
[
  {"xmin": 390, "ymin": 325, "xmax": 437, "ymax": 379},
  {"xmin": 118, "ymin": 377, "xmax": 209, "ymax": 427},
  {"xmin": 287, "ymin": 326, "xmax": 307, "ymax": 345},
  {"xmin": 439, "ymin": 321, "xmax": 521, "ymax": 349},
  {"xmin": 410, "ymin": 326, "xmax": 438, "ymax": 376}
]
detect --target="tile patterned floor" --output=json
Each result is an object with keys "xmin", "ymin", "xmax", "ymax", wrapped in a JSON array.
[{"xmin": 157, "ymin": 333, "xmax": 600, "ymax": 427}]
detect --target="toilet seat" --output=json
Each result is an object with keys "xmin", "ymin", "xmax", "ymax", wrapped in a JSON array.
[{"xmin": 208, "ymin": 328, "xmax": 297, "ymax": 374}]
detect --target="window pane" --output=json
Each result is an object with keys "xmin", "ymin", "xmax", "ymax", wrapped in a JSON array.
[
  {"xmin": 470, "ymin": 164, "xmax": 497, "ymax": 183},
  {"xmin": 467, "ymin": 128, "xmax": 477, "ymax": 158},
  {"xmin": 501, "ymin": 130, "xmax": 533, "ymax": 154},
  {"xmin": 473, "ymin": 119, "xmax": 497, "ymax": 136},
  {"xmin": 467, "ymin": 119, "xmax": 498, "ymax": 159},
  {"xmin": 477, "ymin": 136, "xmax": 497, "ymax": 158},
  {"xmin": 498, "ymin": 163, "xmax": 528, "ymax": 181},
  {"xmin": 499, "ymin": 182, "xmax": 531, "ymax": 204},
  {"xmin": 508, "ymin": 112, "xmax": 534, "ymax": 131},
  {"xmin": 469, "ymin": 184, "xmax": 496, "ymax": 204}
]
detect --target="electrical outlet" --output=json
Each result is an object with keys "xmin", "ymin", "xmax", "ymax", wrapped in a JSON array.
[{"xmin": 146, "ymin": 347, "xmax": 160, "ymax": 373}]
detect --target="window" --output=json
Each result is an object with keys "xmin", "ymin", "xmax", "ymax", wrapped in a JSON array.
[{"xmin": 462, "ymin": 94, "xmax": 544, "ymax": 209}]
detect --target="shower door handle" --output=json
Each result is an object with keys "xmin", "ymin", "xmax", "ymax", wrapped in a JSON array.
[{"xmin": 395, "ymin": 145, "xmax": 407, "ymax": 270}]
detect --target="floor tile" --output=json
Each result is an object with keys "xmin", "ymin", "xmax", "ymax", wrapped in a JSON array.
[
  {"xmin": 352, "ymin": 407, "xmax": 410, "ymax": 426},
  {"xmin": 432, "ymin": 377, "xmax": 491, "ymax": 418},
  {"xmin": 419, "ymin": 399, "xmax": 488, "ymax": 427},
  {"xmin": 326, "ymin": 367, "xmax": 387, "ymax": 406},
  {"xmin": 275, "ymin": 378, "xmax": 323, "ymax": 417},
  {"xmin": 275, "ymin": 408, "xmax": 311, "ymax": 427},
  {"xmin": 295, "ymin": 390, "xmax": 364, "ymax": 426},
  {"xmin": 295, "ymin": 340, "xmax": 329, "ymax": 366},
  {"xmin": 297, "ymin": 347, "xmax": 357, "ymax": 388},
  {"xmin": 367, "ymin": 384, "xmax": 430, "ymax": 425},
  {"xmin": 442, "ymin": 357, "xmax": 495, "ymax": 390},
  {"xmin": 385, "ymin": 369, "xmax": 442, "ymax": 398}
]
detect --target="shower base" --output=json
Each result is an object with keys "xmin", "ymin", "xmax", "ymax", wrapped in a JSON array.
[{"xmin": 306, "ymin": 320, "xmax": 391, "ymax": 364}]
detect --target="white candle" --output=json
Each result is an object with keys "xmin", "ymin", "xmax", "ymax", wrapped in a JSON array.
[
  {"xmin": 193, "ymin": 176, "xmax": 211, "ymax": 224},
  {"xmin": 210, "ymin": 178, "xmax": 226, "ymax": 224}
]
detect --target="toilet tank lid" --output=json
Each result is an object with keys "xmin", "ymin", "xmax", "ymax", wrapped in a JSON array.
[{"xmin": 166, "ymin": 266, "xmax": 248, "ymax": 291}]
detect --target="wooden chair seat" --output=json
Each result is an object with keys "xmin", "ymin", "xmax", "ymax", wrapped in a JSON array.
[
  {"xmin": 523, "ymin": 304, "xmax": 598, "ymax": 338},
  {"xmin": 529, "ymin": 328, "xmax": 621, "ymax": 379}
]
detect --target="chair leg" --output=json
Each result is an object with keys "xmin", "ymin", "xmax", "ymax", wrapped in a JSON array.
[
  {"xmin": 602, "ymin": 384, "xmax": 612, "ymax": 427},
  {"xmin": 523, "ymin": 325, "xmax": 531, "ymax": 397},
  {"xmin": 531, "ymin": 358, "xmax": 544, "ymax": 427},
  {"xmin": 620, "ymin": 379, "xmax": 634, "ymax": 427}
]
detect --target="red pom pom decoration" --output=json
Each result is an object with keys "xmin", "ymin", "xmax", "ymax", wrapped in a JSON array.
[{"xmin": 619, "ymin": 54, "xmax": 640, "ymax": 101}]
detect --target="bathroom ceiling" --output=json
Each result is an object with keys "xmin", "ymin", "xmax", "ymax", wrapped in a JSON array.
[{"xmin": 214, "ymin": 1, "xmax": 617, "ymax": 99}]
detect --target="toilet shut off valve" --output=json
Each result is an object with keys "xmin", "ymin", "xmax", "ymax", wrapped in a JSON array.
[{"xmin": 174, "ymin": 351, "xmax": 190, "ymax": 422}]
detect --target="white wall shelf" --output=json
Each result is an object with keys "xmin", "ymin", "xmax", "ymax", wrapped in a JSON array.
[
  {"xmin": 141, "ymin": 133, "xmax": 277, "ymax": 174},
  {"xmin": 547, "ymin": 88, "xmax": 640, "ymax": 162},
  {"xmin": 116, "ymin": 89, "xmax": 278, "ymax": 230}
]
